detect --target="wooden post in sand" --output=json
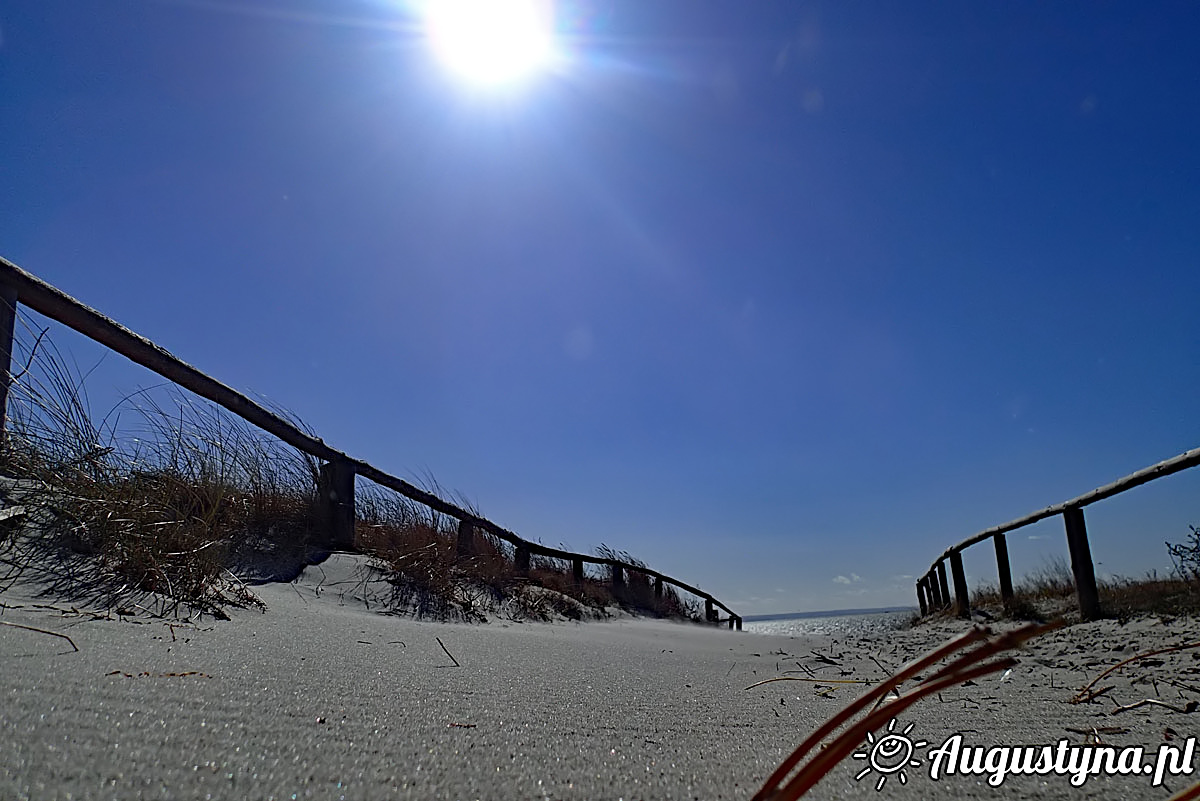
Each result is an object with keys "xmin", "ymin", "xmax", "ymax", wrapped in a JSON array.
[
  {"xmin": 0, "ymin": 282, "xmax": 17, "ymax": 445},
  {"xmin": 456, "ymin": 519, "xmax": 475, "ymax": 558},
  {"xmin": 916, "ymin": 580, "xmax": 929, "ymax": 616},
  {"xmin": 936, "ymin": 561, "xmax": 951, "ymax": 609},
  {"xmin": 317, "ymin": 458, "xmax": 355, "ymax": 548},
  {"xmin": 572, "ymin": 557, "xmax": 584, "ymax": 585},
  {"xmin": 925, "ymin": 573, "xmax": 940, "ymax": 609},
  {"xmin": 705, "ymin": 597, "xmax": 716, "ymax": 623},
  {"xmin": 949, "ymin": 550, "xmax": 970, "ymax": 619},
  {"xmin": 515, "ymin": 544, "xmax": 531, "ymax": 576},
  {"xmin": 653, "ymin": 576, "xmax": 663, "ymax": 600},
  {"xmin": 994, "ymin": 533, "xmax": 1014, "ymax": 608},
  {"xmin": 1064, "ymin": 507, "xmax": 1101, "ymax": 621},
  {"xmin": 611, "ymin": 563, "xmax": 625, "ymax": 595}
]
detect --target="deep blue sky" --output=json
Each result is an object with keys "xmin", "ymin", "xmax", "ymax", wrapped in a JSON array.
[{"xmin": 3, "ymin": 1, "xmax": 1198, "ymax": 614}]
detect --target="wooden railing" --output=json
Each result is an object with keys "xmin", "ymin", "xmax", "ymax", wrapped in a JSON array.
[
  {"xmin": 917, "ymin": 446, "xmax": 1200, "ymax": 621},
  {"xmin": 0, "ymin": 256, "xmax": 741, "ymax": 630}
]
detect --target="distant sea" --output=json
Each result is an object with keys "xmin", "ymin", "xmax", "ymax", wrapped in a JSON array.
[{"xmin": 741, "ymin": 607, "xmax": 916, "ymax": 638}]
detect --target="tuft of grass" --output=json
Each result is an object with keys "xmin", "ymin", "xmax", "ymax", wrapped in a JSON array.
[
  {"xmin": 969, "ymin": 544, "xmax": 1200, "ymax": 622},
  {"xmin": 0, "ymin": 320, "xmax": 318, "ymax": 617}
]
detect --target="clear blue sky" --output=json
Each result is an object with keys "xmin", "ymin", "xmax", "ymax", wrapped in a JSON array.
[{"xmin": 3, "ymin": 1, "xmax": 1198, "ymax": 614}]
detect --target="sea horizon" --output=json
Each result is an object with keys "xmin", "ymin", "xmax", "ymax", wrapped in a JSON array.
[
  {"xmin": 741, "ymin": 605, "xmax": 917, "ymax": 622},
  {"xmin": 740, "ymin": 606, "xmax": 918, "ymax": 638}
]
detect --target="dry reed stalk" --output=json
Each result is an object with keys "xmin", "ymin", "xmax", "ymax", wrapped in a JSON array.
[
  {"xmin": 1072, "ymin": 640, "xmax": 1200, "ymax": 704},
  {"xmin": 752, "ymin": 621, "xmax": 1059, "ymax": 801},
  {"xmin": 0, "ymin": 620, "xmax": 79, "ymax": 651}
]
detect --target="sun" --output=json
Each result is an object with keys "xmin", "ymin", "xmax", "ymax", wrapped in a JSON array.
[{"xmin": 423, "ymin": 0, "xmax": 557, "ymax": 86}]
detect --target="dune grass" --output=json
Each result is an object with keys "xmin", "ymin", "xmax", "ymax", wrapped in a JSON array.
[
  {"xmin": 0, "ymin": 320, "xmax": 701, "ymax": 623},
  {"xmin": 967, "ymin": 551, "xmax": 1200, "ymax": 622}
]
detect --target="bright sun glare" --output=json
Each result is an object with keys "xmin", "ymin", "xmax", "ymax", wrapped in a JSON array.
[{"xmin": 424, "ymin": 0, "xmax": 556, "ymax": 86}]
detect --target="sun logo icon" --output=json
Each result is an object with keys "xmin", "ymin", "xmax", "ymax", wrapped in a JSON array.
[{"xmin": 852, "ymin": 718, "xmax": 927, "ymax": 791}]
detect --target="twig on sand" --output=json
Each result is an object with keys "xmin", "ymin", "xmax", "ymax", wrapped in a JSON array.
[
  {"xmin": 1065, "ymin": 725, "xmax": 1128, "ymax": 737},
  {"xmin": 1072, "ymin": 640, "xmax": 1200, "ymax": 704},
  {"xmin": 745, "ymin": 677, "xmax": 872, "ymax": 691},
  {"xmin": 0, "ymin": 620, "xmax": 79, "ymax": 652},
  {"xmin": 436, "ymin": 636, "xmax": 460, "ymax": 668},
  {"xmin": 1075, "ymin": 685, "xmax": 1116, "ymax": 705},
  {"xmin": 1111, "ymin": 698, "xmax": 1200, "ymax": 716},
  {"xmin": 752, "ymin": 621, "xmax": 1059, "ymax": 801}
]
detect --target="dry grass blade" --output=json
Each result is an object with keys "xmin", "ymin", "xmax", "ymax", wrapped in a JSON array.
[
  {"xmin": 0, "ymin": 620, "xmax": 79, "ymax": 652},
  {"xmin": 744, "ymin": 677, "xmax": 872, "ymax": 690},
  {"xmin": 1071, "ymin": 640, "xmax": 1200, "ymax": 704},
  {"xmin": 752, "ymin": 622, "xmax": 1057, "ymax": 801}
]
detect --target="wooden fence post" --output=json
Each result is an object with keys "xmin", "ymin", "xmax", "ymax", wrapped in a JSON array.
[
  {"xmin": 916, "ymin": 580, "xmax": 928, "ymax": 616},
  {"xmin": 949, "ymin": 550, "xmax": 970, "ymax": 619},
  {"xmin": 994, "ymin": 533, "xmax": 1014, "ymax": 609},
  {"xmin": 653, "ymin": 576, "xmax": 663, "ymax": 600},
  {"xmin": 1064, "ymin": 506, "xmax": 1101, "ymax": 621},
  {"xmin": 456, "ymin": 519, "xmax": 475, "ymax": 558},
  {"xmin": 611, "ymin": 564, "xmax": 625, "ymax": 594},
  {"xmin": 515, "ymin": 544, "xmax": 531, "ymax": 577},
  {"xmin": 734, "ymin": 616, "xmax": 742, "ymax": 631},
  {"xmin": 317, "ymin": 458, "xmax": 355, "ymax": 549},
  {"xmin": 926, "ymin": 572, "xmax": 941, "ymax": 608},
  {"xmin": 936, "ymin": 561, "xmax": 951, "ymax": 609},
  {"xmin": 0, "ymin": 283, "xmax": 17, "ymax": 446},
  {"xmin": 572, "ymin": 557, "xmax": 584, "ymax": 585},
  {"xmin": 705, "ymin": 598, "xmax": 716, "ymax": 623}
]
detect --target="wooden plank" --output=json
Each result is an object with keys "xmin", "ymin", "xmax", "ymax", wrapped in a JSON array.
[
  {"xmin": 949, "ymin": 550, "xmax": 970, "ymax": 619},
  {"xmin": 455, "ymin": 519, "xmax": 474, "ymax": 557},
  {"xmin": 1064, "ymin": 507, "xmax": 1101, "ymax": 621},
  {"xmin": 926, "ymin": 572, "xmax": 941, "ymax": 608},
  {"xmin": 916, "ymin": 580, "xmax": 928, "ymax": 616},
  {"xmin": 572, "ymin": 557, "xmax": 584, "ymax": 585},
  {"xmin": 317, "ymin": 459, "xmax": 355, "ymax": 549},
  {"xmin": 936, "ymin": 561, "xmax": 951, "ymax": 609},
  {"xmin": 994, "ymin": 533, "xmax": 1014, "ymax": 607},
  {"xmin": 933, "ymin": 444, "xmax": 1200, "ymax": 565},
  {"xmin": 0, "ymin": 283, "xmax": 17, "ymax": 443}
]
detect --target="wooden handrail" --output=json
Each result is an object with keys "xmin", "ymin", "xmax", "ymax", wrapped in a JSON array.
[
  {"xmin": 918, "ymin": 444, "xmax": 1200, "ymax": 622},
  {"xmin": 0, "ymin": 256, "xmax": 738, "ymax": 624},
  {"xmin": 929, "ymin": 445, "xmax": 1200, "ymax": 567}
]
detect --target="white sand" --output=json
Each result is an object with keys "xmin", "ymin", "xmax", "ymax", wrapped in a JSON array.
[{"xmin": 4, "ymin": 556, "xmax": 1200, "ymax": 800}]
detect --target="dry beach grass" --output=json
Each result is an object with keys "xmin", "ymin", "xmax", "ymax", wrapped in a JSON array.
[{"xmin": 0, "ymin": 322, "xmax": 695, "ymax": 625}]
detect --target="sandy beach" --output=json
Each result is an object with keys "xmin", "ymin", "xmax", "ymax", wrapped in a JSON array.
[{"xmin": 4, "ymin": 555, "xmax": 1200, "ymax": 800}]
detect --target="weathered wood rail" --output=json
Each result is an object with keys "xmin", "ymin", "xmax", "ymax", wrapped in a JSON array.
[
  {"xmin": 0, "ymin": 256, "xmax": 741, "ymax": 630},
  {"xmin": 917, "ymin": 446, "xmax": 1200, "ymax": 621}
]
